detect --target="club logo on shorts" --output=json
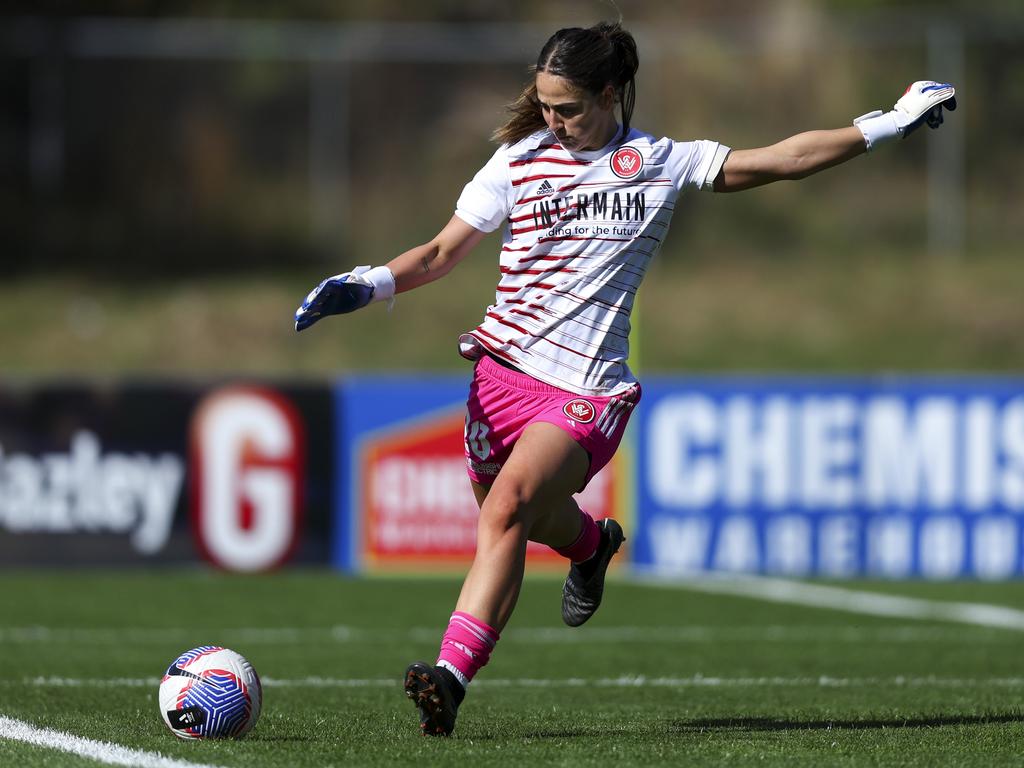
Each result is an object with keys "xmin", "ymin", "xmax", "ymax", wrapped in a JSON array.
[
  {"xmin": 563, "ymin": 399, "xmax": 596, "ymax": 424},
  {"xmin": 610, "ymin": 147, "xmax": 643, "ymax": 179}
]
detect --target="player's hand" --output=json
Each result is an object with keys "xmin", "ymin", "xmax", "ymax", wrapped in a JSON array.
[
  {"xmin": 294, "ymin": 265, "xmax": 397, "ymax": 331},
  {"xmin": 854, "ymin": 80, "xmax": 957, "ymax": 151},
  {"xmin": 294, "ymin": 270, "xmax": 375, "ymax": 332},
  {"xmin": 892, "ymin": 81, "xmax": 957, "ymax": 137}
]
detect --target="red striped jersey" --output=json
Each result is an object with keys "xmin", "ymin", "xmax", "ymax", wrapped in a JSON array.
[{"xmin": 455, "ymin": 128, "xmax": 730, "ymax": 395}]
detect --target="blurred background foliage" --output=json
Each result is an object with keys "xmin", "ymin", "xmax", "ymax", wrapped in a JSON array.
[{"xmin": 1, "ymin": 1, "xmax": 1022, "ymax": 375}]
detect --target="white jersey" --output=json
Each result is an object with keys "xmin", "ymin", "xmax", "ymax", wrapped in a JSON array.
[{"xmin": 455, "ymin": 127, "xmax": 729, "ymax": 396}]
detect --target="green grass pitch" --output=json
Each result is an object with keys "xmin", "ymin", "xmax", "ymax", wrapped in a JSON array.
[{"xmin": 1, "ymin": 571, "xmax": 1022, "ymax": 767}]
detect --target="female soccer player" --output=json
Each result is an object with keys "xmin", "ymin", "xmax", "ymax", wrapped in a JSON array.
[{"xmin": 294, "ymin": 22, "xmax": 956, "ymax": 736}]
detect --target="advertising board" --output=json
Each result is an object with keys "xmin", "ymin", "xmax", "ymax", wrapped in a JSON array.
[
  {"xmin": 636, "ymin": 377, "xmax": 1024, "ymax": 578},
  {"xmin": 0, "ymin": 381, "xmax": 333, "ymax": 569},
  {"xmin": 7, "ymin": 373, "xmax": 1023, "ymax": 580}
]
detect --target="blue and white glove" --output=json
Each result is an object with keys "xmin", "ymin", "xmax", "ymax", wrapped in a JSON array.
[
  {"xmin": 294, "ymin": 265, "xmax": 395, "ymax": 332},
  {"xmin": 854, "ymin": 81, "xmax": 957, "ymax": 152}
]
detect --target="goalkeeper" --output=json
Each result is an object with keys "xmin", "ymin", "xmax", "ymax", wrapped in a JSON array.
[{"xmin": 294, "ymin": 21, "xmax": 956, "ymax": 738}]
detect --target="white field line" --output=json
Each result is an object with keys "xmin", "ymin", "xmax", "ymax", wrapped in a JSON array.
[
  {"xmin": 0, "ymin": 714, "xmax": 226, "ymax": 768},
  {"xmin": 633, "ymin": 573, "xmax": 1024, "ymax": 632},
  {"xmin": 14, "ymin": 675, "xmax": 1024, "ymax": 690},
  {"xmin": 0, "ymin": 623, "xmax": 1018, "ymax": 646}
]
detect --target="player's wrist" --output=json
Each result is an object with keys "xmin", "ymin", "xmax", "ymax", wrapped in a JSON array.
[
  {"xmin": 352, "ymin": 265, "xmax": 396, "ymax": 302},
  {"xmin": 853, "ymin": 110, "xmax": 900, "ymax": 152}
]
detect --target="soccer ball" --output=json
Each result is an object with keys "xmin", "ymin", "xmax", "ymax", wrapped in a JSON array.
[{"xmin": 158, "ymin": 646, "xmax": 262, "ymax": 739}]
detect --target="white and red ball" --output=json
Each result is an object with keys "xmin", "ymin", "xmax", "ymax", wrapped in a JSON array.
[{"xmin": 158, "ymin": 646, "xmax": 262, "ymax": 739}]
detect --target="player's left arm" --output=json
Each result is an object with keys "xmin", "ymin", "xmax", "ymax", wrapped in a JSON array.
[
  {"xmin": 714, "ymin": 127, "xmax": 866, "ymax": 193},
  {"xmin": 714, "ymin": 80, "xmax": 956, "ymax": 193}
]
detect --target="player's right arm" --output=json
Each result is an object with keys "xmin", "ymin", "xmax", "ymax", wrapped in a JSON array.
[
  {"xmin": 295, "ymin": 143, "xmax": 510, "ymax": 332},
  {"xmin": 294, "ymin": 215, "xmax": 487, "ymax": 332},
  {"xmin": 385, "ymin": 215, "xmax": 488, "ymax": 294}
]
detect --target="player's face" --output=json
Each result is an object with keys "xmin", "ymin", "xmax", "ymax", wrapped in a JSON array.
[{"xmin": 535, "ymin": 71, "xmax": 618, "ymax": 152}]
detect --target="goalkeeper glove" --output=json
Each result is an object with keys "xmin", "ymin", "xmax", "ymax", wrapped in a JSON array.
[
  {"xmin": 854, "ymin": 81, "xmax": 957, "ymax": 152},
  {"xmin": 294, "ymin": 265, "xmax": 395, "ymax": 332}
]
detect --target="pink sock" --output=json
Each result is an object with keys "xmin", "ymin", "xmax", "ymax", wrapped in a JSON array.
[
  {"xmin": 552, "ymin": 509, "xmax": 601, "ymax": 563},
  {"xmin": 436, "ymin": 611, "xmax": 500, "ymax": 688}
]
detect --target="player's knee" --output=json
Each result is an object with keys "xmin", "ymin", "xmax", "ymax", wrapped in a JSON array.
[{"xmin": 478, "ymin": 479, "xmax": 535, "ymax": 535}]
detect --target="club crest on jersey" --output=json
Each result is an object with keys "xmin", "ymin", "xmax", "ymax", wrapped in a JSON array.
[
  {"xmin": 563, "ymin": 399, "xmax": 596, "ymax": 424},
  {"xmin": 610, "ymin": 147, "xmax": 643, "ymax": 179}
]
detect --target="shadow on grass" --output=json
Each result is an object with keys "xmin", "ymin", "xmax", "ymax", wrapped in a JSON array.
[
  {"xmin": 670, "ymin": 713, "xmax": 1024, "ymax": 732},
  {"xmin": 466, "ymin": 729, "xmax": 593, "ymax": 741},
  {"xmin": 464, "ymin": 713, "xmax": 1024, "ymax": 741}
]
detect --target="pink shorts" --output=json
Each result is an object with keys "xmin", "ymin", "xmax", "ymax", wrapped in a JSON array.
[{"xmin": 464, "ymin": 354, "xmax": 641, "ymax": 491}]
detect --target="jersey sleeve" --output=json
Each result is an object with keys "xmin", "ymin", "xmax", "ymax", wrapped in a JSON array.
[
  {"xmin": 665, "ymin": 139, "xmax": 731, "ymax": 193},
  {"xmin": 455, "ymin": 145, "xmax": 514, "ymax": 233}
]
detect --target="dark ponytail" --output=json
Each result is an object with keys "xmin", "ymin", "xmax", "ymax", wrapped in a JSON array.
[{"xmin": 492, "ymin": 22, "xmax": 639, "ymax": 146}]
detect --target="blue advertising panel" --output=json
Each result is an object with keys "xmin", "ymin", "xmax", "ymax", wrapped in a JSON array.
[
  {"xmin": 635, "ymin": 376, "xmax": 1024, "ymax": 579},
  {"xmin": 333, "ymin": 375, "xmax": 469, "ymax": 572}
]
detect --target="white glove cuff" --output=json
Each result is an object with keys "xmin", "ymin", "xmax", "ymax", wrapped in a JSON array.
[
  {"xmin": 351, "ymin": 264, "xmax": 396, "ymax": 310},
  {"xmin": 362, "ymin": 266, "xmax": 396, "ymax": 301},
  {"xmin": 853, "ymin": 110, "xmax": 901, "ymax": 152}
]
